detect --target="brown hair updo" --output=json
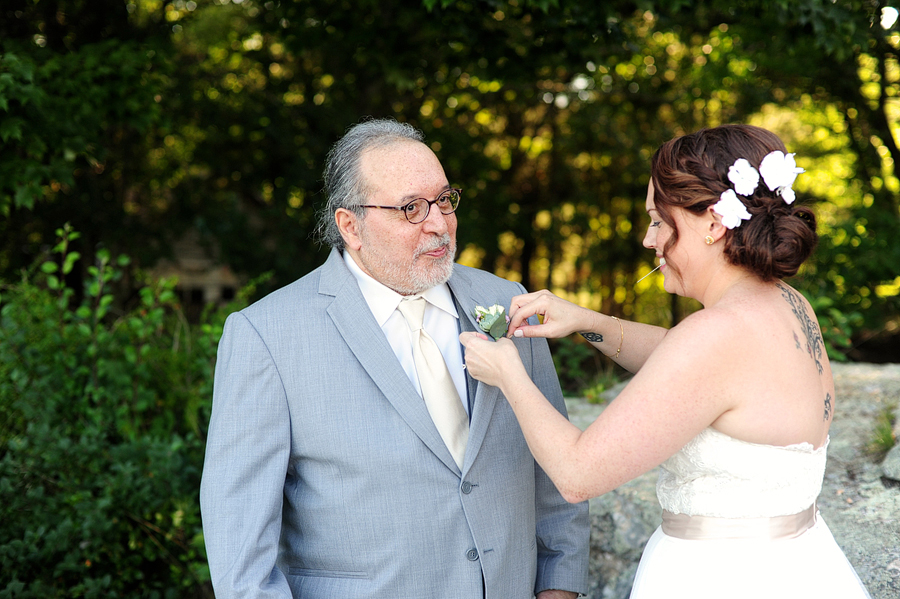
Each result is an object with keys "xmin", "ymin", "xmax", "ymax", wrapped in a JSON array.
[{"xmin": 650, "ymin": 124, "xmax": 817, "ymax": 281}]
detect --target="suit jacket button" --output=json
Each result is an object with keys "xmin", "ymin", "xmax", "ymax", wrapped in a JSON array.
[
  {"xmin": 466, "ymin": 549, "xmax": 479, "ymax": 561},
  {"xmin": 461, "ymin": 481, "xmax": 473, "ymax": 494}
]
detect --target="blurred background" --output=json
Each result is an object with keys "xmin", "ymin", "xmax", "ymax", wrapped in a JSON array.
[{"xmin": 1, "ymin": 0, "xmax": 898, "ymax": 596}]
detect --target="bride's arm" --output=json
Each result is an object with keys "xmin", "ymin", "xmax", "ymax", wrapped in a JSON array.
[
  {"xmin": 461, "ymin": 310, "xmax": 735, "ymax": 502},
  {"xmin": 506, "ymin": 290, "xmax": 668, "ymax": 373}
]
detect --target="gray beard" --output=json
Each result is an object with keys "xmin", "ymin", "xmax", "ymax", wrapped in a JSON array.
[{"xmin": 357, "ymin": 233, "xmax": 456, "ymax": 296}]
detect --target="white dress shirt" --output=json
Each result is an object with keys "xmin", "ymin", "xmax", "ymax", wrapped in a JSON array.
[{"xmin": 343, "ymin": 252, "xmax": 469, "ymax": 415}]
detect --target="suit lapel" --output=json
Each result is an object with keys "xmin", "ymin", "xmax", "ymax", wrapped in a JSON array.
[
  {"xmin": 452, "ymin": 298, "xmax": 478, "ymax": 419},
  {"xmin": 320, "ymin": 250, "xmax": 461, "ymax": 473},
  {"xmin": 447, "ymin": 269, "xmax": 503, "ymax": 472}
]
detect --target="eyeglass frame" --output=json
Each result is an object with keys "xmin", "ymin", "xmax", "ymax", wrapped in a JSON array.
[{"xmin": 358, "ymin": 188, "xmax": 462, "ymax": 224}]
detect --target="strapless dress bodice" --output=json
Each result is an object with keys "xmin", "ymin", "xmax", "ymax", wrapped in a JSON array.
[{"xmin": 657, "ymin": 427, "xmax": 827, "ymax": 518}]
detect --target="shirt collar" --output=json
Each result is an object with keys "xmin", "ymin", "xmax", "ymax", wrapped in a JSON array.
[{"xmin": 343, "ymin": 251, "xmax": 458, "ymax": 327}]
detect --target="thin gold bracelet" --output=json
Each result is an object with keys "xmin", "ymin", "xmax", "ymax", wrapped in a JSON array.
[{"xmin": 610, "ymin": 316, "xmax": 624, "ymax": 359}]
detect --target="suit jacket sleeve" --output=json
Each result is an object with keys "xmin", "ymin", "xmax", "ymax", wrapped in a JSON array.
[
  {"xmin": 517, "ymin": 285, "xmax": 592, "ymax": 595},
  {"xmin": 200, "ymin": 312, "xmax": 293, "ymax": 599}
]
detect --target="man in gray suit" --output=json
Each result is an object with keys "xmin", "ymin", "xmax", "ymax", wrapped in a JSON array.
[{"xmin": 200, "ymin": 118, "xmax": 590, "ymax": 598}]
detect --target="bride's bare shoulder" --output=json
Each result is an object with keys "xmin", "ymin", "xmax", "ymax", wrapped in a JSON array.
[
  {"xmin": 657, "ymin": 299, "xmax": 766, "ymax": 361},
  {"xmin": 647, "ymin": 309, "xmax": 736, "ymax": 367}
]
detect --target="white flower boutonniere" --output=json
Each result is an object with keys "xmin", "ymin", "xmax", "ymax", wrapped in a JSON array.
[
  {"xmin": 474, "ymin": 304, "xmax": 510, "ymax": 340},
  {"xmin": 727, "ymin": 158, "xmax": 761, "ymax": 196},
  {"xmin": 759, "ymin": 151, "xmax": 804, "ymax": 204},
  {"xmin": 713, "ymin": 189, "xmax": 753, "ymax": 229}
]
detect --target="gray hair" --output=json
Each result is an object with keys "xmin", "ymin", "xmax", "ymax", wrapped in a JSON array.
[{"xmin": 315, "ymin": 118, "xmax": 425, "ymax": 249}]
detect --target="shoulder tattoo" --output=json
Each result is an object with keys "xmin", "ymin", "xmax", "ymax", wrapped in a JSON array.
[
  {"xmin": 777, "ymin": 283, "xmax": 824, "ymax": 375},
  {"xmin": 580, "ymin": 332, "xmax": 603, "ymax": 343}
]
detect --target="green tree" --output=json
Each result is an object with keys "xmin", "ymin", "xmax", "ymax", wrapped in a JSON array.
[
  {"xmin": 0, "ymin": 1, "xmax": 178, "ymax": 285},
  {"xmin": 651, "ymin": 0, "xmax": 900, "ymax": 350},
  {"xmin": 2, "ymin": 0, "xmax": 898, "ymax": 347}
]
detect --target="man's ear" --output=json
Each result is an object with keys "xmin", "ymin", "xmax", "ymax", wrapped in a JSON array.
[
  {"xmin": 335, "ymin": 208, "xmax": 363, "ymax": 251},
  {"xmin": 705, "ymin": 205, "xmax": 728, "ymax": 243}
]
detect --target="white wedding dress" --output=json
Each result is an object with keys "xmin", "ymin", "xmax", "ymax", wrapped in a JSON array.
[{"xmin": 629, "ymin": 427, "xmax": 872, "ymax": 598}]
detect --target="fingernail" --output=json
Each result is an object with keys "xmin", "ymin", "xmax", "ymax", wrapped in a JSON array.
[{"xmin": 514, "ymin": 330, "xmax": 523, "ymax": 338}]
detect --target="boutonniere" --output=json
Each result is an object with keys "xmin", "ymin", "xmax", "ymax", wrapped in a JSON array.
[{"xmin": 474, "ymin": 304, "xmax": 510, "ymax": 340}]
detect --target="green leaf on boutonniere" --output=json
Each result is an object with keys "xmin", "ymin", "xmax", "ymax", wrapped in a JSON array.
[{"xmin": 474, "ymin": 304, "xmax": 509, "ymax": 340}]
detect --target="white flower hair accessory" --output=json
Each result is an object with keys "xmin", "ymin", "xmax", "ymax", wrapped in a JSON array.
[
  {"xmin": 758, "ymin": 151, "xmax": 804, "ymax": 204},
  {"xmin": 712, "ymin": 150, "xmax": 804, "ymax": 229},
  {"xmin": 713, "ymin": 189, "xmax": 753, "ymax": 229},
  {"xmin": 727, "ymin": 158, "xmax": 760, "ymax": 196}
]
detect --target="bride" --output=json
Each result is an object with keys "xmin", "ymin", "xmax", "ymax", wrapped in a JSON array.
[{"xmin": 460, "ymin": 125, "xmax": 872, "ymax": 598}]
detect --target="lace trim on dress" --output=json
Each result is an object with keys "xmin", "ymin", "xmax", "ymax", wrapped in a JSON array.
[{"xmin": 657, "ymin": 428, "xmax": 828, "ymax": 519}]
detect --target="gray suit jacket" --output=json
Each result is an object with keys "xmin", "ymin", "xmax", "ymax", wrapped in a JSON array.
[{"xmin": 200, "ymin": 249, "xmax": 590, "ymax": 598}]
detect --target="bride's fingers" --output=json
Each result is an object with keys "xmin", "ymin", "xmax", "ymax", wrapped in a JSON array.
[
  {"xmin": 507, "ymin": 304, "xmax": 542, "ymax": 334},
  {"xmin": 510, "ymin": 291, "xmax": 577, "ymax": 337},
  {"xmin": 508, "ymin": 291, "xmax": 554, "ymax": 332},
  {"xmin": 508, "ymin": 289, "xmax": 554, "ymax": 316},
  {"xmin": 510, "ymin": 323, "xmax": 545, "ymax": 338},
  {"xmin": 460, "ymin": 332, "xmax": 502, "ymax": 382},
  {"xmin": 509, "ymin": 289, "xmax": 551, "ymax": 310}
]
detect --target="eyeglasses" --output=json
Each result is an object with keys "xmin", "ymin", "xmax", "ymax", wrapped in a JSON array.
[{"xmin": 359, "ymin": 188, "xmax": 461, "ymax": 224}]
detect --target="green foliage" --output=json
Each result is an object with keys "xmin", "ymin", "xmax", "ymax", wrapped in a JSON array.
[
  {"xmin": 550, "ymin": 336, "xmax": 607, "ymax": 394},
  {"xmin": 550, "ymin": 336, "xmax": 623, "ymax": 400},
  {"xmin": 0, "ymin": 41, "xmax": 165, "ymax": 214},
  {"xmin": 2, "ymin": 0, "xmax": 897, "ymax": 354},
  {"xmin": 666, "ymin": 0, "xmax": 900, "ymax": 339},
  {"xmin": 423, "ymin": 0, "xmax": 562, "ymax": 11},
  {"xmin": 580, "ymin": 368, "xmax": 624, "ymax": 405},
  {"xmin": 867, "ymin": 402, "xmax": 897, "ymax": 459},
  {"xmin": 0, "ymin": 226, "xmax": 222, "ymax": 597},
  {"xmin": 0, "ymin": 2, "xmax": 174, "ymax": 284},
  {"xmin": 551, "ymin": 336, "xmax": 597, "ymax": 394},
  {"xmin": 800, "ymin": 291, "xmax": 864, "ymax": 362},
  {"xmin": 0, "ymin": 52, "xmax": 44, "ymax": 212}
]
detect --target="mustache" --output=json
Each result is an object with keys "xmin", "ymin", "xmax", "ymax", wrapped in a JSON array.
[{"xmin": 416, "ymin": 234, "xmax": 454, "ymax": 257}]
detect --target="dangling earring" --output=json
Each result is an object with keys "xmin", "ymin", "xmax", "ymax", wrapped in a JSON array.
[{"xmin": 705, "ymin": 235, "xmax": 715, "ymax": 245}]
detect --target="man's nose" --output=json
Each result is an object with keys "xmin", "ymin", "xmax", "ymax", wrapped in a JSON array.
[{"xmin": 420, "ymin": 203, "xmax": 450, "ymax": 233}]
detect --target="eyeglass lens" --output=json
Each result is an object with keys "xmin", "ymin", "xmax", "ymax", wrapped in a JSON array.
[{"xmin": 405, "ymin": 190, "xmax": 460, "ymax": 223}]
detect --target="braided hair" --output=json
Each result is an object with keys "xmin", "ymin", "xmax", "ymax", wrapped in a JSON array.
[{"xmin": 650, "ymin": 124, "xmax": 817, "ymax": 281}]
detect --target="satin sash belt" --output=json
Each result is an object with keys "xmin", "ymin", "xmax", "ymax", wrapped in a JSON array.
[{"xmin": 661, "ymin": 503, "xmax": 817, "ymax": 541}]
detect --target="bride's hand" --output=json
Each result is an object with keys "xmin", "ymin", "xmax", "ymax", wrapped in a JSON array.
[
  {"xmin": 459, "ymin": 332, "xmax": 526, "ymax": 390},
  {"xmin": 507, "ymin": 289, "xmax": 598, "ymax": 340}
]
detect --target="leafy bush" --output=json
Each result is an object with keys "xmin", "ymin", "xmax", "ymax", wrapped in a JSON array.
[
  {"xmin": 0, "ymin": 226, "xmax": 227, "ymax": 598},
  {"xmin": 550, "ymin": 336, "xmax": 601, "ymax": 395},
  {"xmin": 580, "ymin": 368, "xmax": 626, "ymax": 405},
  {"xmin": 801, "ymin": 292, "xmax": 864, "ymax": 362},
  {"xmin": 550, "ymin": 336, "xmax": 624, "ymax": 397}
]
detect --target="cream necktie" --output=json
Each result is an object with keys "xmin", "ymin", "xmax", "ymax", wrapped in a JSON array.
[{"xmin": 397, "ymin": 297, "xmax": 469, "ymax": 469}]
